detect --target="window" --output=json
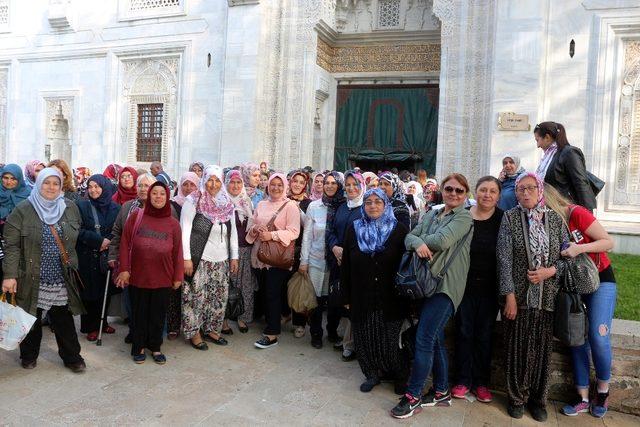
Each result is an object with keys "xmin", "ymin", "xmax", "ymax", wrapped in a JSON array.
[
  {"xmin": 136, "ymin": 104, "xmax": 163, "ymax": 162},
  {"xmin": 377, "ymin": 0, "xmax": 401, "ymax": 29}
]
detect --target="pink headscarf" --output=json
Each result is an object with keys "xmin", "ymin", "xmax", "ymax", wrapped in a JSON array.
[
  {"xmin": 310, "ymin": 172, "xmax": 324, "ymax": 201},
  {"xmin": 240, "ymin": 163, "xmax": 260, "ymax": 197},
  {"xmin": 187, "ymin": 165, "xmax": 234, "ymax": 223},
  {"xmin": 24, "ymin": 160, "xmax": 45, "ymax": 187},
  {"xmin": 267, "ymin": 173, "xmax": 289, "ymax": 203},
  {"xmin": 172, "ymin": 172, "xmax": 200, "ymax": 207},
  {"xmin": 225, "ymin": 169, "xmax": 253, "ymax": 222}
]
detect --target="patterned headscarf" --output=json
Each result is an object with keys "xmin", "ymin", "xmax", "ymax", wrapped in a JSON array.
[
  {"xmin": 24, "ymin": 160, "xmax": 45, "ymax": 188},
  {"xmin": 353, "ymin": 188, "xmax": 397, "ymax": 254},
  {"xmin": 189, "ymin": 162, "xmax": 205, "ymax": 177},
  {"xmin": 266, "ymin": 173, "xmax": 289, "ymax": 203},
  {"xmin": 362, "ymin": 172, "xmax": 378, "ymax": 187},
  {"xmin": 0, "ymin": 164, "xmax": 32, "ymax": 219},
  {"xmin": 225, "ymin": 169, "xmax": 253, "ymax": 222},
  {"xmin": 378, "ymin": 171, "xmax": 407, "ymax": 204},
  {"xmin": 172, "ymin": 172, "xmax": 200, "ymax": 207},
  {"xmin": 102, "ymin": 164, "xmax": 122, "ymax": 185},
  {"xmin": 288, "ymin": 170, "xmax": 310, "ymax": 202},
  {"xmin": 344, "ymin": 170, "xmax": 366, "ymax": 209},
  {"xmin": 112, "ymin": 166, "xmax": 139, "ymax": 205},
  {"xmin": 322, "ymin": 171, "xmax": 346, "ymax": 211},
  {"xmin": 240, "ymin": 163, "xmax": 260, "ymax": 198},
  {"xmin": 516, "ymin": 172, "xmax": 549, "ymax": 269},
  {"xmin": 187, "ymin": 165, "xmax": 235, "ymax": 223},
  {"xmin": 310, "ymin": 172, "xmax": 324, "ymax": 201},
  {"xmin": 75, "ymin": 166, "xmax": 92, "ymax": 198}
]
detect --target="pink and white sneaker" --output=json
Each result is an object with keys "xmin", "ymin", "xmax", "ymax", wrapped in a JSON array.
[
  {"xmin": 473, "ymin": 386, "xmax": 493, "ymax": 403},
  {"xmin": 451, "ymin": 384, "xmax": 469, "ymax": 399}
]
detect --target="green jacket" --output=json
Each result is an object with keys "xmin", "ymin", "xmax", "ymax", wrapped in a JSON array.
[
  {"xmin": 404, "ymin": 205, "xmax": 473, "ymax": 311},
  {"xmin": 2, "ymin": 199, "xmax": 85, "ymax": 316}
]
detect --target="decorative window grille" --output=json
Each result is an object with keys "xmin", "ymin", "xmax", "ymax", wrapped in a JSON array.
[
  {"xmin": 129, "ymin": 0, "xmax": 180, "ymax": 11},
  {"xmin": 377, "ymin": 0, "xmax": 401, "ymax": 29},
  {"xmin": 0, "ymin": 0, "xmax": 9, "ymax": 27},
  {"xmin": 136, "ymin": 104, "xmax": 164, "ymax": 162}
]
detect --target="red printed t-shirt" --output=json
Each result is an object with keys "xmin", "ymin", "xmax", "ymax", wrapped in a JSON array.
[
  {"xmin": 568, "ymin": 205, "xmax": 612, "ymax": 274},
  {"xmin": 119, "ymin": 211, "xmax": 184, "ymax": 288}
]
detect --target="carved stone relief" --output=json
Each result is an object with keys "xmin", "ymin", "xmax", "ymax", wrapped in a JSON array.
[
  {"xmin": 0, "ymin": 68, "xmax": 7, "ymax": 161},
  {"xmin": 44, "ymin": 98, "xmax": 74, "ymax": 164}
]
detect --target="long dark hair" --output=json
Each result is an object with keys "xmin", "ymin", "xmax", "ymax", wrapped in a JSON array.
[{"xmin": 534, "ymin": 121, "xmax": 569, "ymax": 149}]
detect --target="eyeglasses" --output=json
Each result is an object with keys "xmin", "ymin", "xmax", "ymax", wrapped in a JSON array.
[
  {"xmin": 443, "ymin": 186, "xmax": 465, "ymax": 195},
  {"xmin": 516, "ymin": 185, "xmax": 538, "ymax": 194},
  {"xmin": 364, "ymin": 200, "xmax": 385, "ymax": 207}
]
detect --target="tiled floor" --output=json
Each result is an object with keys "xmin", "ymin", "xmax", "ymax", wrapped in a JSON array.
[{"xmin": 1, "ymin": 319, "xmax": 638, "ymax": 426}]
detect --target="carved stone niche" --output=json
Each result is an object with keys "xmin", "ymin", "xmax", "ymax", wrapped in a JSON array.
[{"xmin": 45, "ymin": 99, "xmax": 74, "ymax": 164}]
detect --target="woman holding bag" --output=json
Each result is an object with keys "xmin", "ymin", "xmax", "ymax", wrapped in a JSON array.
[
  {"xmin": 2, "ymin": 168, "xmax": 86, "ymax": 372},
  {"xmin": 246, "ymin": 173, "xmax": 300, "ymax": 349}
]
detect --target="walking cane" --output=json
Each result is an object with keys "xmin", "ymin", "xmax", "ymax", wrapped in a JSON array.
[{"xmin": 97, "ymin": 269, "xmax": 111, "ymax": 346}]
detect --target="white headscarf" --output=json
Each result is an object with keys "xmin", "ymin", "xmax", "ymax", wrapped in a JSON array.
[{"xmin": 27, "ymin": 167, "xmax": 66, "ymax": 225}]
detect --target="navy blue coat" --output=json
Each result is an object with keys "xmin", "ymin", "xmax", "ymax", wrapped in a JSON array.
[
  {"xmin": 498, "ymin": 176, "xmax": 518, "ymax": 212},
  {"xmin": 327, "ymin": 201, "xmax": 363, "ymax": 280}
]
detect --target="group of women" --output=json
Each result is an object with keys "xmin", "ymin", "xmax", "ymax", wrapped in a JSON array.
[{"xmin": 0, "ymin": 121, "xmax": 617, "ymax": 421}]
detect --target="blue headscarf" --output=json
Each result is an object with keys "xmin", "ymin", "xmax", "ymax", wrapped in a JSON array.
[
  {"xmin": 0, "ymin": 164, "xmax": 32, "ymax": 219},
  {"xmin": 87, "ymin": 174, "xmax": 115, "ymax": 213},
  {"xmin": 353, "ymin": 188, "xmax": 397, "ymax": 254},
  {"xmin": 27, "ymin": 167, "xmax": 66, "ymax": 225}
]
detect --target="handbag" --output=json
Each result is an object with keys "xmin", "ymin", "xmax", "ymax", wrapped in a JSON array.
[
  {"xmin": 586, "ymin": 171, "xmax": 605, "ymax": 197},
  {"xmin": 554, "ymin": 271, "xmax": 588, "ymax": 347},
  {"xmin": 225, "ymin": 280, "xmax": 245, "ymax": 320},
  {"xmin": 395, "ymin": 227, "xmax": 472, "ymax": 300},
  {"xmin": 49, "ymin": 224, "xmax": 85, "ymax": 293},
  {"xmin": 0, "ymin": 292, "xmax": 37, "ymax": 350},
  {"xmin": 560, "ymin": 207, "xmax": 600, "ymax": 294},
  {"xmin": 257, "ymin": 201, "xmax": 295, "ymax": 269},
  {"xmin": 89, "ymin": 204, "xmax": 110, "ymax": 275}
]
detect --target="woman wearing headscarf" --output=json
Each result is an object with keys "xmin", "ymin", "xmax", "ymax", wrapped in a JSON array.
[
  {"xmin": 103, "ymin": 164, "xmax": 122, "ymax": 185},
  {"xmin": 498, "ymin": 154, "xmax": 525, "ymax": 211},
  {"xmin": 424, "ymin": 178, "xmax": 443, "ymax": 210},
  {"xmin": 341, "ymin": 188, "xmax": 408, "ymax": 393},
  {"xmin": 309, "ymin": 172, "xmax": 325, "ymax": 201},
  {"xmin": 326, "ymin": 170, "xmax": 365, "ymax": 360},
  {"xmin": 180, "ymin": 165, "xmax": 239, "ymax": 350},
  {"xmin": 116, "ymin": 182, "xmax": 184, "ymax": 364},
  {"xmin": 240, "ymin": 163, "xmax": 265, "ymax": 208},
  {"xmin": 497, "ymin": 172, "xmax": 569, "ymax": 421},
  {"xmin": 2, "ymin": 168, "xmax": 86, "ymax": 372},
  {"xmin": 0, "ymin": 164, "xmax": 32, "ymax": 226},
  {"xmin": 189, "ymin": 162, "xmax": 205, "ymax": 178},
  {"xmin": 225, "ymin": 170, "xmax": 256, "ymax": 333},
  {"xmin": 48, "ymin": 159, "xmax": 79, "ymax": 203},
  {"xmin": 246, "ymin": 173, "xmax": 300, "ymax": 349},
  {"xmin": 24, "ymin": 160, "xmax": 46, "ymax": 189},
  {"xmin": 406, "ymin": 180, "xmax": 426, "ymax": 225},
  {"xmin": 112, "ymin": 166, "xmax": 139, "ymax": 206},
  {"xmin": 76, "ymin": 175, "xmax": 120, "ymax": 341},
  {"xmin": 74, "ymin": 167, "xmax": 92, "ymax": 199},
  {"xmin": 391, "ymin": 173, "xmax": 473, "ymax": 419},
  {"xmin": 378, "ymin": 172, "xmax": 411, "ymax": 229},
  {"xmin": 362, "ymin": 172, "xmax": 378, "ymax": 190}
]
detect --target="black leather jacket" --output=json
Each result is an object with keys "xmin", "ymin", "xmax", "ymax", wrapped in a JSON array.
[{"xmin": 544, "ymin": 145, "xmax": 596, "ymax": 210}]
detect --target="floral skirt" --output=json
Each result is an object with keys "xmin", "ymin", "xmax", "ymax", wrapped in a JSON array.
[{"xmin": 229, "ymin": 246, "xmax": 256, "ymax": 324}]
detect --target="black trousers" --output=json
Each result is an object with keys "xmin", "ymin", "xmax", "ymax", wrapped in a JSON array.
[
  {"xmin": 129, "ymin": 286, "xmax": 169, "ymax": 355},
  {"xmin": 454, "ymin": 291, "xmax": 498, "ymax": 387},
  {"xmin": 309, "ymin": 296, "xmax": 341, "ymax": 339},
  {"xmin": 261, "ymin": 267, "xmax": 290, "ymax": 336},
  {"xmin": 80, "ymin": 296, "xmax": 111, "ymax": 333},
  {"xmin": 20, "ymin": 305, "xmax": 83, "ymax": 365}
]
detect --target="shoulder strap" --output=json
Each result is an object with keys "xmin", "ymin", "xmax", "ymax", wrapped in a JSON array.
[
  {"xmin": 49, "ymin": 224, "xmax": 70, "ymax": 266},
  {"xmin": 519, "ymin": 210, "xmax": 535, "ymax": 270},
  {"xmin": 436, "ymin": 225, "xmax": 473, "ymax": 280},
  {"xmin": 266, "ymin": 201, "xmax": 290, "ymax": 230},
  {"xmin": 89, "ymin": 203, "xmax": 101, "ymax": 232}
]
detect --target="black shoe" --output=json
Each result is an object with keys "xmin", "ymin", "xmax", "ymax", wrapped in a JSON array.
[
  {"xmin": 254, "ymin": 336, "xmax": 278, "ymax": 349},
  {"xmin": 204, "ymin": 335, "xmax": 228, "ymax": 346},
  {"xmin": 341, "ymin": 350, "xmax": 357, "ymax": 362},
  {"xmin": 327, "ymin": 334, "xmax": 341, "ymax": 343},
  {"xmin": 190, "ymin": 340, "xmax": 209, "ymax": 351},
  {"xmin": 420, "ymin": 388, "xmax": 452, "ymax": 407},
  {"xmin": 390, "ymin": 393, "xmax": 422, "ymax": 419},
  {"xmin": 311, "ymin": 336, "xmax": 323, "ymax": 349},
  {"xmin": 21, "ymin": 359, "xmax": 37, "ymax": 369},
  {"xmin": 508, "ymin": 403, "xmax": 524, "ymax": 419},
  {"xmin": 394, "ymin": 381, "xmax": 407, "ymax": 396},
  {"xmin": 64, "ymin": 360, "xmax": 86, "ymax": 373},
  {"xmin": 221, "ymin": 328, "xmax": 233, "ymax": 335},
  {"xmin": 360, "ymin": 377, "xmax": 380, "ymax": 392},
  {"xmin": 528, "ymin": 402, "xmax": 548, "ymax": 422},
  {"xmin": 124, "ymin": 333, "xmax": 132, "ymax": 344}
]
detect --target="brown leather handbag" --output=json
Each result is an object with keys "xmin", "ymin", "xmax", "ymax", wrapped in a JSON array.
[{"xmin": 257, "ymin": 201, "xmax": 295, "ymax": 269}]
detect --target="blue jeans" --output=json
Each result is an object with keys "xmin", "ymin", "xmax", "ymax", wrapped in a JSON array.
[
  {"xmin": 570, "ymin": 282, "xmax": 617, "ymax": 388},
  {"xmin": 407, "ymin": 293, "xmax": 454, "ymax": 397}
]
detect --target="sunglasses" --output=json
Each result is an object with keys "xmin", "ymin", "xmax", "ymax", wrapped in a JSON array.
[{"xmin": 443, "ymin": 186, "xmax": 465, "ymax": 195}]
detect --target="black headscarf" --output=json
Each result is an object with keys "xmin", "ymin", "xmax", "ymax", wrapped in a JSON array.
[
  {"xmin": 87, "ymin": 174, "xmax": 115, "ymax": 213},
  {"xmin": 323, "ymin": 171, "xmax": 346, "ymax": 259}
]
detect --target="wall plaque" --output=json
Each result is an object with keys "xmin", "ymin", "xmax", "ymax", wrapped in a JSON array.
[{"xmin": 497, "ymin": 112, "xmax": 530, "ymax": 131}]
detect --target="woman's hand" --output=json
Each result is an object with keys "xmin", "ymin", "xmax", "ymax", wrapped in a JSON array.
[
  {"xmin": 230, "ymin": 259, "xmax": 239, "ymax": 274},
  {"xmin": 2, "ymin": 278, "xmax": 17, "ymax": 293},
  {"xmin": 108, "ymin": 260, "xmax": 117, "ymax": 269},
  {"xmin": 259, "ymin": 231, "xmax": 272, "ymax": 242},
  {"xmin": 184, "ymin": 260, "xmax": 194, "ymax": 277},
  {"xmin": 100, "ymin": 238, "xmax": 111, "ymax": 252},
  {"xmin": 298, "ymin": 264, "xmax": 308, "ymax": 276},
  {"xmin": 332, "ymin": 246, "xmax": 343, "ymax": 265},
  {"xmin": 172, "ymin": 281, "xmax": 182, "ymax": 290},
  {"xmin": 561, "ymin": 242, "xmax": 583, "ymax": 258},
  {"xmin": 503, "ymin": 293, "xmax": 517, "ymax": 320},
  {"xmin": 115, "ymin": 271, "xmax": 130, "ymax": 288},
  {"xmin": 527, "ymin": 266, "xmax": 556, "ymax": 284},
  {"xmin": 415, "ymin": 244, "xmax": 433, "ymax": 260}
]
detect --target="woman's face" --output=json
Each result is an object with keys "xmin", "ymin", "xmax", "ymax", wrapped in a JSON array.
[
  {"xmin": 502, "ymin": 157, "xmax": 517, "ymax": 175},
  {"xmin": 475, "ymin": 181, "xmax": 500, "ymax": 211},
  {"xmin": 515, "ymin": 176, "xmax": 540, "ymax": 209},
  {"xmin": 137, "ymin": 178, "xmax": 153, "ymax": 201},
  {"xmin": 205, "ymin": 175, "xmax": 222, "ymax": 196},
  {"xmin": 34, "ymin": 164, "xmax": 44, "ymax": 178},
  {"xmin": 534, "ymin": 132, "xmax": 554, "ymax": 150},
  {"xmin": 313, "ymin": 175, "xmax": 324, "ymax": 192},
  {"xmin": 40, "ymin": 176, "xmax": 62, "ymax": 200},
  {"xmin": 191, "ymin": 164, "xmax": 203, "ymax": 178},
  {"xmin": 364, "ymin": 194, "xmax": 385, "ymax": 219},
  {"xmin": 227, "ymin": 177, "xmax": 243, "ymax": 197},
  {"xmin": 249, "ymin": 170, "xmax": 261, "ymax": 188},
  {"xmin": 268, "ymin": 177, "xmax": 285, "ymax": 199},
  {"xmin": 344, "ymin": 176, "xmax": 361, "ymax": 200},
  {"xmin": 149, "ymin": 186, "xmax": 167, "ymax": 209},
  {"xmin": 442, "ymin": 178, "xmax": 467, "ymax": 210},
  {"xmin": 290, "ymin": 175, "xmax": 307, "ymax": 196},
  {"xmin": 120, "ymin": 171, "xmax": 135, "ymax": 190},
  {"xmin": 2, "ymin": 173, "xmax": 18, "ymax": 190},
  {"xmin": 407, "ymin": 184, "xmax": 417, "ymax": 195},
  {"xmin": 323, "ymin": 176, "xmax": 338, "ymax": 198},
  {"xmin": 87, "ymin": 181, "xmax": 103, "ymax": 200},
  {"xmin": 259, "ymin": 174, "xmax": 269, "ymax": 189},
  {"xmin": 379, "ymin": 179, "xmax": 393, "ymax": 198},
  {"xmin": 367, "ymin": 178, "xmax": 378, "ymax": 190},
  {"xmin": 260, "ymin": 162, "xmax": 267, "ymax": 172},
  {"xmin": 181, "ymin": 180, "xmax": 197, "ymax": 197}
]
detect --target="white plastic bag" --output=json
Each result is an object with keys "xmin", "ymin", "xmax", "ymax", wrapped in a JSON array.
[{"xmin": 0, "ymin": 293, "xmax": 37, "ymax": 350}]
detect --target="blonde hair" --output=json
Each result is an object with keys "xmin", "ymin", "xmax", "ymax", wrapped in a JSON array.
[{"xmin": 543, "ymin": 183, "xmax": 572, "ymax": 222}]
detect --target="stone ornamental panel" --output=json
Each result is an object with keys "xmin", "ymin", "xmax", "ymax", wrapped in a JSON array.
[{"xmin": 129, "ymin": 0, "xmax": 180, "ymax": 11}]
